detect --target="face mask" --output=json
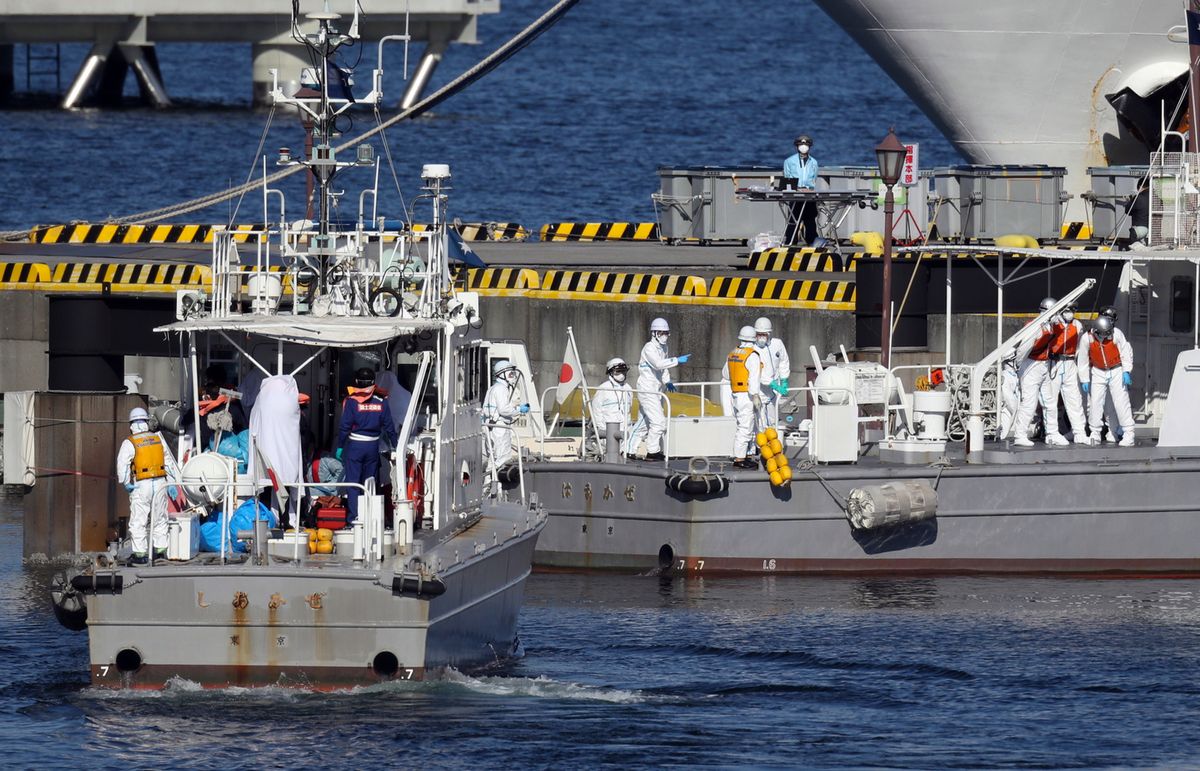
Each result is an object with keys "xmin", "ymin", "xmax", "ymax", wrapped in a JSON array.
[
  {"xmin": 612, "ymin": 372, "xmax": 626, "ymax": 384},
  {"xmin": 131, "ymin": 421, "xmax": 149, "ymax": 433},
  {"xmin": 797, "ymin": 144, "xmax": 810, "ymax": 155},
  {"xmin": 654, "ymin": 332, "xmax": 669, "ymax": 345},
  {"xmin": 1063, "ymin": 311, "xmax": 1074, "ymax": 322},
  {"xmin": 756, "ymin": 335, "xmax": 769, "ymax": 348}
]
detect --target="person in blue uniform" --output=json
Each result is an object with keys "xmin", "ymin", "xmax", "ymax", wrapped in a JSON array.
[
  {"xmin": 336, "ymin": 367, "xmax": 399, "ymax": 523},
  {"xmin": 783, "ymin": 133, "xmax": 819, "ymax": 245}
]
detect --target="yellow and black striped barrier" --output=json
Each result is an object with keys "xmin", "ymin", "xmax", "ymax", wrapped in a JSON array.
[
  {"xmin": 538, "ymin": 222, "xmax": 659, "ymax": 242},
  {"xmin": 412, "ymin": 222, "xmax": 530, "ymax": 241},
  {"xmin": 30, "ymin": 223, "xmax": 268, "ymax": 245},
  {"xmin": 707, "ymin": 276, "xmax": 855, "ymax": 310},
  {"xmin": 531, "ymin": 270, "xmax": 704, "ymax": 303},
  {"xmin": 1061, "ymin": 222, "xmax": 1092, "ymax": 240},
  {"xmin": 462, "ymin": 267, "xmax": 540, "ymax": 292},
  {"xmin": 746, "ymin": 247, "xmax": 847, "ymax": 272}
]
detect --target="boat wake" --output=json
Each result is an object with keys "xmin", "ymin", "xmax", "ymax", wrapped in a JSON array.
[{"xmin": 73, "ymin": 670, "xmax": 657, "ymax": 704}]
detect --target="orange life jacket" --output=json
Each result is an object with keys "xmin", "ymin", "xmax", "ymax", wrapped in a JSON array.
[
  {"xmin": 130, "ymin": 432, "xmax": 167, "ymax": 481},
  {"xmin": 1029, "ymin": 329, "xmax": 1054, "ymax": 361},
  {"xmin": 1088, "ymin": 335, "xmax": 1122, "ymax": 370},
  {"xmin": 727, "ymin": 348, "xmax": 758, "ymax": 393},
  {"xmin": 1050, "ymin": 321, "xmax": 1081, "ymax": 357}
]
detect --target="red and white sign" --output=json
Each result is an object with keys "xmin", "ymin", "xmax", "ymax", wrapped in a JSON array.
[
  {"xmin": 901, "ymin": 143, "xmax": 919, "ymax": 186},
  {"xmin": 556, "ymin": 339, "xmax": 583, "ymax": 404}
]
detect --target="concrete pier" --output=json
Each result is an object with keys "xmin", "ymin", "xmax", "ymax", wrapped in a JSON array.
[{"xmin": 1, "ymin": 0, "xmax": 497, "ymax": 107}]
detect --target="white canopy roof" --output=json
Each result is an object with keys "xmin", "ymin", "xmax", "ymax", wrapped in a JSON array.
[{"xmin": 155, "ymin": 315, "xmax": 451, "ymax": 347}]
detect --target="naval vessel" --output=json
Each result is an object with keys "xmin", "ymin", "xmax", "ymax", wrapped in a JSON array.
[
  {"xmin": 509, "ymin": 243, "xmax": 1200, "ymax": 575},
  {"xmin": 49, "ymin": 3, "xmax": 545, "ymax": 688}
]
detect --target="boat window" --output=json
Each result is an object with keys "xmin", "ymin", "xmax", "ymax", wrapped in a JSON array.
[
  {"xmin": 457, "ymin": 345, "xmax": 486, "ymax": 404},
  {"xmin": 1170, "ymin": 276, "xmax": 1194, "ymax": 333}
]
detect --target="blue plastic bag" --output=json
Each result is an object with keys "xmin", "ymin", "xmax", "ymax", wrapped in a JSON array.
[
  {"xmin": 211, "ymin": 429, "xmax": 250, "ymax": 474},
  {"xmin": 198, "ymin": 499, "xmax": 278, "ymax": 553}
]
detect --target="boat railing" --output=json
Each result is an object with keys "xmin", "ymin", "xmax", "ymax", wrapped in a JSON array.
[{"xmin": 483, "ymin": 418, "xmax": 527, "ymax": 508}]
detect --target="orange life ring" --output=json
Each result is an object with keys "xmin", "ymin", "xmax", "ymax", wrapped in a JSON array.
[{"xmin": 405, "ymin": 453, "xmax": 425, "ymax": 513}]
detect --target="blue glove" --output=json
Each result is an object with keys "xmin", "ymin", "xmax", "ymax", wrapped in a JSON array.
[
  {"xmin": 780, "ymin": 378, "xmax": 789, "ymax": 392},
  {"xmin": 665, "ymin": 383, "xmax": 677, "ymax": 393},
  {"xmin": 676, "ymin": 353, "xmax": 691, "ymax": 364},
  {"xmin": 335, "ymin": 447, "xmax": 344, "ymax": 461},
  {"xmin": 123, "ymin": 482, "xmax": 135, "ymax": 493},
  {"xmin": 519, "ymin": 404, "xmax": 531, "ymax": 414},
  {"xmin": 1123, "ymin": 372, "xmax": 1133, "ymax": 388},
  {"xmin": 168, "ymin": 485, "xmax": 179, "ymax": 499},
  {"xmin": 1080, "ymin": 382, "xmax": 1090, "ymax": 395}
]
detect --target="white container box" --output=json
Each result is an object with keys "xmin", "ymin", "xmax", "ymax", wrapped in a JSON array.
[{"xmin": 167, "ymin": 515, "xmax": 201, "ymax": 560}]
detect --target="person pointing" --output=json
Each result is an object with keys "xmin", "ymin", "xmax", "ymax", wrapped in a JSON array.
[{"xmin": 634, "ymin": 317, "xmax": 690, "ymax": 461}]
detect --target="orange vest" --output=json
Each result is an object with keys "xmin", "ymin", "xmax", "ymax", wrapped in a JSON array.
[
  {"xmin": 1050, "ymin": 322, "xmax": 1081, "ymax": 357},
  {"xmin": 727, "ymin": 348, "xmax": 758, "ymax": 393},
  {"xmin": 1029, "ymin": 329, "xmax": 1054, "ymax": 361},
  {"xmin": 1088, "ymin": 336, "xmax": 1122, "ymax": 370},
  {"xmin": 130, "ymin": 432, "xmax": 167, "ymax": 481}
]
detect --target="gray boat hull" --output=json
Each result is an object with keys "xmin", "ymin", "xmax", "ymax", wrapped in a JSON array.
[
  {"xmin": 77, "ymin": 505, "xmax": 543, "ymax": 690},
  {"xmin": 527, "ymin": 447, "xmax": 1200, "ymax": 575}
]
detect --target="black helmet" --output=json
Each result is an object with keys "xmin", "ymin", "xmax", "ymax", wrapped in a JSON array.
[
  {"xmin": 1099, "ymin": 305, "xmax": 1118, "ymax": 322},
  {"xmin": 353, "ymin": 367, "xmax": 375, "ymax": 388}
]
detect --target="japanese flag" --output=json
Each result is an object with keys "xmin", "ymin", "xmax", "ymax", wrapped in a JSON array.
[{"xmin": 556, "ymin": 339, "xmax": 583, "ymax": 404}]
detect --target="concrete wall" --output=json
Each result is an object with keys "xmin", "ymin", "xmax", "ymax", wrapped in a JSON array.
[{"xmin": 0, "ymin": 292, "xmax": 48, "ymax": 392}]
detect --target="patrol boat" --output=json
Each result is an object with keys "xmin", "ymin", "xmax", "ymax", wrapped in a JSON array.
[
  {"xmin": 50, "ymin": 3, "xmax": 545, "ymax": 689},
  {"xmin": 512, "ymin": 247, "xmax": 1200, "ymax": 576}
]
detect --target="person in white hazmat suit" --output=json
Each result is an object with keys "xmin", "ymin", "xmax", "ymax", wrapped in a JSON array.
[
  {"xmin": 1077, "ymin": 314, "xmax": 1136, "ymax": 446},
  {"xmin": 116, "ymin": 407, "xmax": 180, "ymax": 564},
  {"xmin": 999, "ymin": 353, "xmax": 1021, "ymax": 439},
  {"xmin": 1044, "ymin": 302, "xmax": 1089, "ymax": 444},
  {"xmin": 725, "ymin": 326, "xmax": 764, "ymax": 469},
  {"xmin": 753, "ymin": 317, "xmax": 790, "ymax": 427},
  {"xmin": 483, "ymin": 359, "xmax": 529, "ymax": 469},
  {"xmin": 590, "ymin": 358, "xmax": 634, "ymax": 452},
  {"xmin": 633, "ymin": 317, "xmax": 690, "ymax": 461},
  {"xmin": 250, "ymin": 375, "xmax": 304, "ymax": 529},
  {"xmin": 1011, "ymin": 297, "xmax": 1062, "ymax": 447}
]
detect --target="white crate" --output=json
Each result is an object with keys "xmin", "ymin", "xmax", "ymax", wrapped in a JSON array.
[{"xmin": 167, "ymin": 514, "xmax": 201, "ymax": 560}]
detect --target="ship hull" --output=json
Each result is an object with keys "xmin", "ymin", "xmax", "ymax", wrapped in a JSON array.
[
  {"xmin": 812, "ymin": 0, "xmax": 1187, "ymax": 218},
  {"xmin": 78, "ymin": 508, "xmax": 543, "ymax": 690},
  {"xmin": 527, "ymin": 449, "xmax": 1200, "ymax": 576}
]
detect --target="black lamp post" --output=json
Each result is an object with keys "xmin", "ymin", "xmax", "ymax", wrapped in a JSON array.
[{"xmin": 875, "ymin": 128, "xmax": 906, "ymax": 369}]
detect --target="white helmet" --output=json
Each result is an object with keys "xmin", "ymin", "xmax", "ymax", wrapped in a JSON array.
[
  {"xmin": 129, "ymin": 407, "xmax": 150, "ymax": 423},
  {"xmin": 650, "ymin": 317, "xmax": 670, "ymax": 333},
  {"xmin": 738, "ymin": 325, "xmax": 756, "ymax": 343},
  {"xmin": 754, "ymin": 317, "xmax": 773, "ymax": 334},
  {"xmin": 492, "ymin": 359, "xmax": 513, "ymax": 378},
  {"xmin": 1039, "ymin": 296, "xmax": 1057, "ymax": 312},
  {"xmin": 605, "ymin": 357, "xmax": 627, "ymax": 372}
]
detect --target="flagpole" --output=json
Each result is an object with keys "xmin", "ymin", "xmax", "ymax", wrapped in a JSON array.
[{"xmin": 568, "ymin": 326, "xmax": 604, "ymax": 454}]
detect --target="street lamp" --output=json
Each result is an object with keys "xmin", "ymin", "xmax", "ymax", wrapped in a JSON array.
[{"xmin": 875, "ymin": 128, "xmax": 906, "ymax": 369}]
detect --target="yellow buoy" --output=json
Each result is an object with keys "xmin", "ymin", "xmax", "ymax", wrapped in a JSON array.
[
  {"xmin": 766, "ymin": 456, "xmax": 779, "ymax": 473},
  {"xmin": 316, "ymin": 540, "xmax": 334, "ymax": 554},
  {"xmin": 779, "ymin": 466, "xmax": 793, "ymax": 482},
  {"xmin": 317, "ymin": 528, "xmax": 334, "ymax": 542},
  {"xmin": 769, "ymin": 471, "xmax": 784, "ymax": 486},
  {"xmin": 760, "ymin": 443, "xmax": 775, "ymax": 460},
  {"xmin": 768, "ymin": 438, "xmax": 784, "ymax": 455},
  {"xmin": 764, "ymin": 427, "xmax": 778, "ymax": 442},
  {"xmin": 776, "ymin": 453, "xmax": 790, "ymax": 468},
  {"xmin": 755, "ymin": 432, "xmax": 769, "ymax": 447}
]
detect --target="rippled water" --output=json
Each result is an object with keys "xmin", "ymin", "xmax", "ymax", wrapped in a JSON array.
[
  {"xmin": 5, "ymin": 494, "xmax": 1200, "ymax": 768},
  {"xmin": 0, "ymin": 0, "xmax": 958, "ymax": 232}
]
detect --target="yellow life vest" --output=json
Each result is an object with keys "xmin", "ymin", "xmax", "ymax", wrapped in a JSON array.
[
  {"xmin": 130, "ymin": 432, "xmax": 167, "ymax": 481},
  {"xmin": 727, "ymin": 348, "xmax": 758, "ymax": 393}
]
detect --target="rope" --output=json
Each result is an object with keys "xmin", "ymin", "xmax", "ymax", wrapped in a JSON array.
[
  {"xmin": 795, "ymin": 458, "xmax": 848, "ymax": 512},
  {"xmin": 0, "ymin": 0, "xmax": 582, "ymax": 240}
]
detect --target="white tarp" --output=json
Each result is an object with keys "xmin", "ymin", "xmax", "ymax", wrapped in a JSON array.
[
  {"xmin": 249, "ymin": 375, "xmax": 303, "ymax": 522},
  {"xmin": 2, "ymin": 391, "xmax": 36, "ymax": 487}
]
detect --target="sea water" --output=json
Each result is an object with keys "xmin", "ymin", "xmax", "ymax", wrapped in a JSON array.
[{"xmin": 4, "ymin": 496, "xmax": 1200, "ymax": 768}]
